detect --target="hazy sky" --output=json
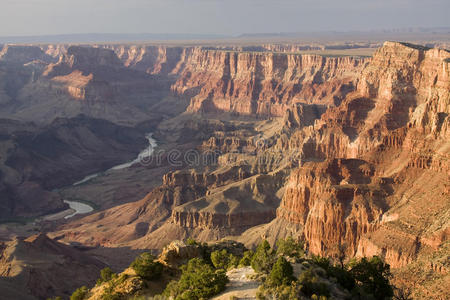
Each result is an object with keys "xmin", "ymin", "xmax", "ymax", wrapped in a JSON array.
[{"xmin": 1, "ymin": 0, "xmax": 449, "ymax": 36}]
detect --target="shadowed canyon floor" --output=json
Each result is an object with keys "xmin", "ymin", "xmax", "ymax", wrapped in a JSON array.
[{"xmin": 0, "ymin": 41, "xmax": 449, "ymax": 299}]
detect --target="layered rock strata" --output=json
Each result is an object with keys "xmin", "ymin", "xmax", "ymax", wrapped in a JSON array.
[
  {"xmin": 171, "ymin": 48, "xmax": 367, "ymax": 116},
  {"xmin": 275, "ymin": 42, "xmax": 450, "ymax": 273}
]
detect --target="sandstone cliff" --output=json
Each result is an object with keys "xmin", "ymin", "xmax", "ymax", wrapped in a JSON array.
[
  {"xmin": 108, "ymin": 45, "xmax": 185, "ymax": 75},
  {"xmin": 171, "ymin": 48, "xmax": 367, "ymax": 116},
  {"xmin": 266, "ymin": 43, "xmax": 450, "ymax": 298}
]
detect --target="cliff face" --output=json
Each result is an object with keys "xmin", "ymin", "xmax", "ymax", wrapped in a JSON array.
[
  {"xmin": 0, "ymin": 45, "xmax": 56, "ymax": 65},
  {"xmin": 276, "ymin": 42, "xmax": 450, "ymax": 276},
  {"xmin": 109, "ymin": 45, "xmax": 185, "ymax": 75},
  {"xmin": 171, "ymin": 48, "xmax": 367, "ymax": 116},
  {"xmin": 43, "ymin": 46, "xmax": 131, "ymax": 101},
  {"xmin": 170, "ymin": 172, "xmax": 284, "ymax": 230},
  {"xmin": 0, "ymin": 45, "xmax": 176, "ymax": 125},
  {"xmin": 0, "ymin": 44, "xmax": 367, "ymax": 123},
  {"xmin": 277, "ymin": 159, "xmax": 388, "ymax": 255}
]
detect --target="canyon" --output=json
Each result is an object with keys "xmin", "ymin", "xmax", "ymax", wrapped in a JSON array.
[{"xmin": 0, "ymin": 40, "xmax": 448, "ymax": 299}]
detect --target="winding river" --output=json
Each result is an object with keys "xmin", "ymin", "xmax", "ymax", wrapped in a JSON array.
[
  {"xmin": 63, "ymin": 200, "xmax": 94, "ymax": 219},
  {"xmin": 65, "ymin": 133, "xmax": 157, "ymax": 218}
]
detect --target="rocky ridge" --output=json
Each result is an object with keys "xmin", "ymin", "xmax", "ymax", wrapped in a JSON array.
[{"xmin": 0, "ymin": 234, "xmax": 105, "ymax": 300}]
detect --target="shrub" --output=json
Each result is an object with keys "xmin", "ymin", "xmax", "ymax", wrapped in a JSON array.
[
  {"xmin": 311, "ymin": 255, "xmax": 355, "ymax": 291},
  {"xmin": 163, "ymin": 258, "xmax": 228, "ymax": 300},
  {"xmin": 117, "ymin": 273, "xmax": 129, "ymax": 285},
  {"xmin": 97, "ymin": 267, "xmax": 116, "ymax": 285},
  {"xmin": 210, "ymin": 249, "xmax": 240, "ymax": 270},
  {"xmin": 211, "ymin": 249, "xmax": 230, "ymax": 270},
  {"xmin": 239, "ymin": 250, "xmax": 254, "ymax": 267},
  {"xmin": 70, "ymin": 286, "xmax": 88, "ymax": 300},
  {"xmin": 131, "ymin": 252, "xmax": 163, "ymax": 281},
  {"xmin": 268, "ymin": 257, "xmax": 294, "ymax": 286},
  {"xmin": 251, "ymin": 240, "xmax": 275, "ymax": 274},
  {"xmin": 258, "ymin": 281, "xmax": 302, "ymax": 300},
  {"xmin": 326, "ymin": 265, "xmax": 355, "ymax": 291},
  {"xmin": 298, "ymin": 268, "xmax": 330, "ymax": 298},
  {"xmin": 311, "ymin": 255, "xmax": 331, "ymax": 270},
  {"xmin": 228, "ymin": 253, "xmax": 240, "ymax": 269},
  {"xmin": 186, "ymin": 238, "xmax": 198, "ymax": 246},
  {"xmin": 101, "ymin": 291, "xmax": 121, "ymax": 300},
  {"xmin": 276, "ymin": 237, "xmax": 304, "ymax": 259},
  {"xmin": 349, "ymin": 256, "xmax": 393, "ymax": 299}
]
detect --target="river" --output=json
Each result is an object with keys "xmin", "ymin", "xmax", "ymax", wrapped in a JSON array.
[
  {"xmin": 65, "ymin": 133, "xmax": 157, "ymax": 218},
  {"xmin": 63, "ymin": 200, "xmax": 94, "ymax": 219}
]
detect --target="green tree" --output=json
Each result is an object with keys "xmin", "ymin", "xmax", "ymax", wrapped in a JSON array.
[
  {"xmin": 269, "ymin": 257, "xmax": 294, "ymax": 286},
  {"xmin": 349, "ymin": 256, "xmax": 393, "ymax": 299},
  {"xmin": 228, "ymin": 253, "xmax": 240, "ymax": 269},
  {"xmin": 131, "ymin": 252, "xmax": 163, "ymax": 281},
  {"xmin": 298, "ymin": 268, "xmax": 330, "ymax": 298},
  {"xmin": 239, "ymin": 250, "xmax": 254, "ymax": 267},
  {"xmin": 311, "ymin": 255, "xmax": 331, "ymax": 270},
  {"xmin": 211, "ymin": 249, "xmax": 230, "ymax": 270},
  {"xmin": 97, "ymin": 267, "xmax": 115, "ymax": 285},
  {"xmin": 251, "ymin": 240, "xmax": 275, "ymax": 274},
  {"xmin": 70, "ymin": 286, "xmax": 88, "ymax": 300},
  {"xmin": 310, "ymin": 255, "xmax": 355, "ymax": 291},
  {"xmin": 276, "ymin": 237, "xmax": 304, "ymax": 259},
  {"xmin": 163, "ymin": 258, "xmax": 228, "ymax": 300}
]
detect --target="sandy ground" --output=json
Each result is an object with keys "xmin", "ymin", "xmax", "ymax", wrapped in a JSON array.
[
  {"xmin": 42, "ymin": 209, "xmax": 75, "ymax": 221},
  {"xmin": 212, "ymin": 266, "xmax": 259, "ymax": 300}
]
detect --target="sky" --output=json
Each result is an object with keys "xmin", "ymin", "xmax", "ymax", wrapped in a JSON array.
[{"xmin": 0, "ymin": 0, "xmax": 449, "ymax": 37}]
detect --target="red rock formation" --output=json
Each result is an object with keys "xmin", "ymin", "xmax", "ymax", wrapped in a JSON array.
[
  {"xmin": 171, "ymin": 48, "xmax": 367, "ymax": 116},
  {"xmin": 277, "ymin": 159, "xmax": 386, "ymax": 255},
  {"xmin": 275, "ymin": 42, "xmax": 450, "ymax": 273}
]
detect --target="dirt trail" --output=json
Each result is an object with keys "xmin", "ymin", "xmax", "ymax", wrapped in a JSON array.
[{"xmin": 212, "ymin": 266, "xmax": 259, "ymax": 300}]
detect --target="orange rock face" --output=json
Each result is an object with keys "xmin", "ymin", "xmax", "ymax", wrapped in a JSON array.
[
  {"xmin": 277, "ymin": 159, "xmax": 387, "ymax": 255},
  {"xmin": 171, "ymin": 48, "xmax": 367, "ymax": 116},
  {"xmin": 276, "ymin": 42, "xmax": 450, "ymax": 275}
]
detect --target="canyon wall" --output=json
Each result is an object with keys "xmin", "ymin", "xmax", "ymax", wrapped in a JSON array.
[
  {"xmin": 171, "ymin": 48, "xmax": 367, "ymax": 116},
  {"xmin": 107, "ymin": 45, "xmax": 185, "ymax": 75},
  {"xmin": 0, "ymin": 43, "xmax": 372, "ymax": 122},
  {"xmin": 275, "ymin": 42, "xmax": 450, "ymax": 273}
]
